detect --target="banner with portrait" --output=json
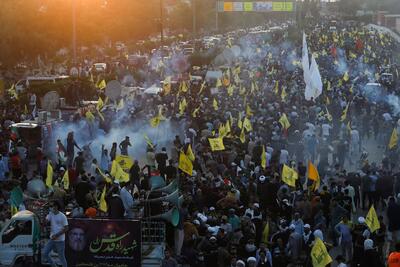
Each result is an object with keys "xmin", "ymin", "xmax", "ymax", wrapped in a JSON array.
[{"xmin": 66, "ymin": 219, "xmax": 141, "ymax": 267}]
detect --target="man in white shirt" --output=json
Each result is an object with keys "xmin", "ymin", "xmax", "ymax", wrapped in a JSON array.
[{"xmin": 43, "ymin": 202, "xmax": 68, "ymax": 267}]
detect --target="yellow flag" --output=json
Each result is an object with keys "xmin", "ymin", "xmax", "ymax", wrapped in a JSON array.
[
  {"xmin": 199, "ymin": 81, "xmax": 206, "ymax": 95},
  {"xmin": 216, "ymin": 78, "xmax": 222, "ymax": 88},
  {"xmin": 326, "ymin": 80, "xmax": 331, "ymax": 91},
  {"xmin": 163, "ymin": 76, "xmax": 172, "ymax": 95},
  {"xmin": 192, "ymin": 107, "xmax": 200, "ymax": 118},
  {"xmin": 227, "ymin": 85, "xmax": 234, "ymax": 96},
  {"xmin": 279, "ymin": 113, "xmax": 291, "ymax": 130},
  {"xmin": 85, "ymin": 111, "xmax": 95, "ymax": 122},
  {"xmin": 179, "ymin": 98, "xmax": 187, "ymax": 115},
  {"xmin": 99, "ymin": 185, "xmax": 108, "ymax": 213},
  {"xmin": 282, "ymin": 164, "xmax": 298, "ymax": 187},
  {"xmin": 261, "ymin": 222, "xmax": 270, "ymax": 244},
  {"xmin": 225, "ymin": 120, "xmax": 231, "ymax": 134},
  {"xmin": 8, "ymin": 84, "xmax": 18, "ymax": 100},
  {"xmin": 239, "ymin": 127, "xmax": 246, "ymax": 143},
  {"xmin": 325, "ymin": 107, "xmax": 332, "ymax": 122},
  {"xmin": 311, "ymin": 238, "xmax": 332, "ymax": 267},
  {"xmin": 238, "ymin": 112, "xmax": 243, "ymax": 129},
  {"xmin": 115, "ymin": 154, "xmax": 134, "ymax": 170},
  {"xmin": 62, "ymin": 170, "xmax": 69, "ymax": 190},
  {"xmin": 340, "ymin": 103, "xmax": 349, "ymax": 122},
  {"xmin": 186, "ymin": 144, "xmax": 195, "ymax": 162},
  {"xmin": 243, "ymin": 117, "xmax": 252, "ymax": 132},
  {"xmin": 179, "ymin": 81, "xmax": 188, "ymax": 93},
  {"xmin": 308, "ymin": 161, "xmax": 319, "ymax": 181},
  {"xmin": 281, "ymin": 86, "xmax": 287, "ymax": 101},
  {"xmin": 246, "ymin": 104, "xmax": 253, "ymax": 116},
  {"xmin": 117, "ymin": 98, "xmax": 124, "ymax": 110},
  {"xmin": 389, "ymin": 128, "xmax": 398, "ymax": 149},
  {"xmin": 97, "ymin": 79, "xmax": 106, "ymax": 90},
  {"xmin": 219, "ymin": 124, "xmax": 227, "ymax": 138},
  {"xmin": 213, "ymin": 98, "xmax": 218, "ymax": 111},
  {"xmin": 208, "ymin": 138, "xmax": 225, "ymax": 151},
  {"xmin": 46, "ymin": 161, "xmax": 53, "ymax": 188},
  {"xmin": 144, "ymin": 134, "xmax": 155, "ymax": 149},
  {"xmin": 97, "ymin": 167, "xmax": 112, "ymax": 183},
  {"xmin": 261, "ymin": 146, "xmax": 266, "ymax": 169},
  {"xmin": 97, "ymin": 109, "xmax": 105, "ymax": 121},
  {"xmin": 96, "ymin": 97, "xmax": 104, "ymax": 111},
  {"xmin": 343, "ymin": 71, "xmax": 349, "ymax": 82},
  {"xmin": 365, "ymin": 205, "xmax": 380, "ymax": 233},
  {"xmin": 179, "ymin": 151, "xmax": 193, "ymax": 176},
  {"xmin": 150, "ymin": 115, "xmax": 161, "ymax": 128},
  {"xmin": 24, "ymin": 105, "xmax": 28, "ymax": 115},
  {"xmin": 349, "ymin": 84, "xmax": 354, "ymax": 94},
  {"xmin": 110, "ymin": 160, "xmax": 130, "ymax": 183},
  {"xmin": 274, "ymin": 80, "xmax": 279, "ymax": 95}
]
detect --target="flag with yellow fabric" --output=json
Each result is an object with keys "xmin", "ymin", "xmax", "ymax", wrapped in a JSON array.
[
  {"xmin": 238, "ymin": 112, "xmax": 243, "ymax": 129},
  {"xmin": 227, "ymin": 85, "xmax": 234, "ymax": 96},
  {"xmin": 246, "ymin": 104, "xmax": 253, "ymax": 116},
  {"xmin": 99, "ymin": 185, "xmax": 108, "ymax": 212},
  {"xmin": 365, "ymin": 205, "xmax": 380, "ymax": 233},
  {"xmin": 179, "ymin": 151, "xmax": 193, "ymax": 176},
  {"xmin": 340, "ymin": 103, "xmax": 349, "ymax": 122},
  {"xmin": 96, "ymin": 97, "xmax": 104, "ymax": 111},
  {"xmin": 243, "ymin": 117, "xmax": 252, "ymax": 132},
  {"xmin": 325, "ymin": 107, "xmax": 333, "ymax": 122},
  {"xmin": 97, "ymin": 167, "xmax": 113, "ymax": 183},
  {"xmin": 274, "ymin": 81, "xmax": 279, "ymax": 95},
  {"xmin": 208, "ymin": 138, "xmax": 225, "ymax": 151},
  {"xmin": 97, "ymin": 79, "xmax": 106, "ymax": 90},
  {"xmin": 198, "ymin": 81, "xmax": 206, "ymax": 95},
  {"xmin": 239, "ymin": 127, "xmax": 246, "ymax": 143},
  {"xmin": 213, "ymin": 98, "xmax": 219, "ymax": 111},
  {"xmin": 62, "ymin": 170, "xmax": 69, "ymax": 190},
  {"xmin": 389, "ymin": 128, "xmax": 398, "ymax": 149},
  {"xmin": 163, "ymin": 76, "xmax": 172, "ymax": 95},
  {"xmin": 279, "ymin": 113, "xmax": 291, "ymax": 130},
  {"xmin": 150, "ymin": 115, "xmax": 161, "ymax": 127},
  {"xmin": 179, "ymin": 81, "xmax": 188, "ymax": 93},
  {"xmin": 308, "ymin": 161, "xmax": 320, "ymax": 191},
  {"xmin": 117, "ymin": 98, "xmax": 124, "ymax": 111},
  {"xmin": 281, "ymin": 86, "xmax": 287, "ymax": 101},
  {"xmin": 85, "ymin": 110, "xmax": 95, "ymax": 122},
  {"xmin": 110, "ymin": 160, "xmax": 130, "ymax": 182},
  {"xmin": 186, "ymin": 144, "xmax": 195, "ymax": 162},
  {"xmin": 115, "ymin": 154, "xmax": 134, "ymax": 171},
  {"xmin": 8, "ymin": 84, "xmax": 18, "ymax": 100},
  {"xmin": 225, "ymin": 120, "xmax": 231, "ymax": 134},
  {"xmin": 216, "ymin": 78, "xmax": 222, "ymax": 88},
  {"xmin": 311, "ymin": 238, "xmax": 332, "ymax": 267},
  {"xmin": 192, "ymin": 107, "xmax": 200, "ymax": 118},
  {"xmin": 144, "ymin": 134, "xmax": 155, "ymax": 149},
  {"xmin": 261, "ymin": 146, "xmax": 267, "ymax": 169},
  {"xmin": 24, "ymin": 105, "xmax": 28, "ymax": 115},
  {"xmin": 343, "ymin": 71, "xmax": 349, "ymax": 82},
  {"xmin": 282, "ymin": 164, "xmax": 298, "ymax": 187},
  {"xmin": 46, "ymin": 161, "xmax": 53, "ymax": 188},
  {"xmin": 179, "ymin": 98, "xmax": 187, "ymax": 115}
]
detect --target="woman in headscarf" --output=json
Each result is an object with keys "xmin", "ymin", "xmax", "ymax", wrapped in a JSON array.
[{"xmin": 360, "ymin": 239, "xmax": 381, "ymax": 267}]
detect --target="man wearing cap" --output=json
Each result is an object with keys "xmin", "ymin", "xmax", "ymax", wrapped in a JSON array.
[
  {"xmin": 247, "ymin": 256, "xmax": 257, "ymax": 267},
  {"xmin": 286, "ymin": 224, "xmax": 302, "ymax": 262}
]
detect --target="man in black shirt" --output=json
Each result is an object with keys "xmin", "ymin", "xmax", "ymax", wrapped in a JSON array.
[
  {"xmin": 165, "ymin": 159, "xmax": 177, "ymax": 182},
  {"xmin": 156, "ymin": 147, "xmax": 168, "ymax": 178},
  {"xmin": 119, "ymin": 136, "xmax": 132, "ymax": 156}
]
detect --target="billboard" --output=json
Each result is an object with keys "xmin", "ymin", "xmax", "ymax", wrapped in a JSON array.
[
  {"xmin": 218, "ymin": 1, "xmax": 293, "ymax": 12},
  {"xmin": 66, "ymin": 219, "xmax": 141, "ymax": 267},
  {"xmin": 223, "ymin": 2, "xmax": 233, "ymax": 11}
]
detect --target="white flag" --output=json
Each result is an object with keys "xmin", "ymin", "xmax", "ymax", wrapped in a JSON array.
[{"xmin": 307, "ymin": 55, "xmax": 323, "ymax": 100}]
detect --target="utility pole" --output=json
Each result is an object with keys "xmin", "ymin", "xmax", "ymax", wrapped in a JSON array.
[
  {"xmin": 160, "ymin": 0, "xmax": 164, "ymax": 48},
  {"xmin": 72, "ymin": 0, "xmax": 77, "ymax": 63}
]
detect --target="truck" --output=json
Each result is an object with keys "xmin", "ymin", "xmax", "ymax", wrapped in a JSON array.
[{"xmin": 0, "ymin": 210, "xmax": 165, "ymax": 267}]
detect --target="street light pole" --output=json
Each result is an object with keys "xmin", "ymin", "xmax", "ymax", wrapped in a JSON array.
[{"xmin": 72, "ymin": 0, "xmax": 77, "ymax": 63}]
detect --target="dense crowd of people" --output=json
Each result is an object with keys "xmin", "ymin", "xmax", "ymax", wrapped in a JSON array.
[{"xmin": 1, "ymin": 19, "xmax": 400, "ymax": 267}]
